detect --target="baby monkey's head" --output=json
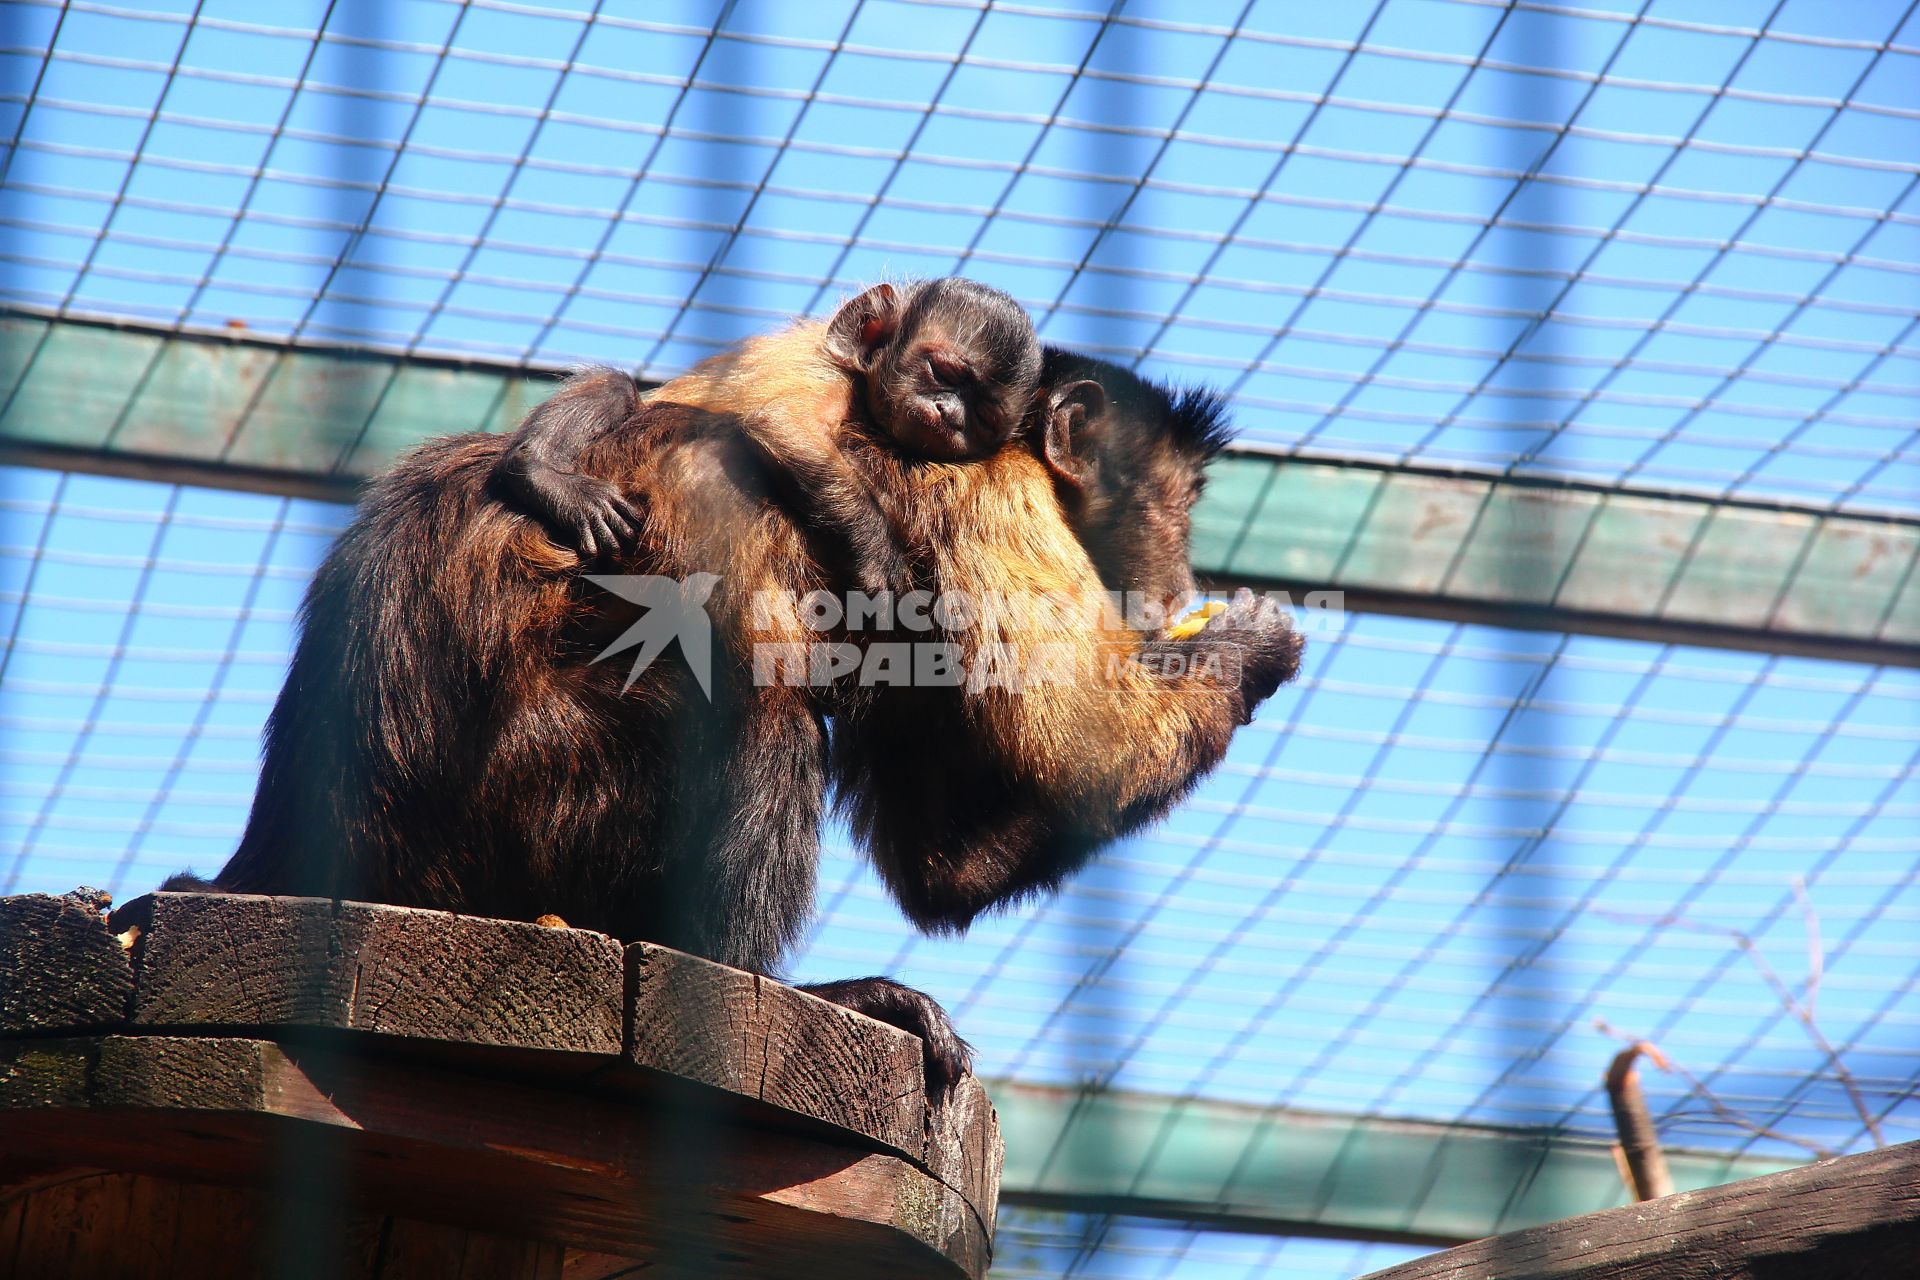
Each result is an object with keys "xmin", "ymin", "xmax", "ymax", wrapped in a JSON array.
[{"xmin": 825, "ymin": 278, "xmax": 1042, "ymax": 460}]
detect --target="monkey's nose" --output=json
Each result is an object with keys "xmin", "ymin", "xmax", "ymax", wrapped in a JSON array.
[{"xmin": 939, "ymin": 402, "xmax": 970, "ymax": 436}]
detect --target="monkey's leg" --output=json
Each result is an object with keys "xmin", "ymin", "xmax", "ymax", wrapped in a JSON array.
[
  {"xmin": 663, "ymin": 684, "xmax": 828, "ymax": 976},
  {"xmin": 632, "ymin": 685, "xmax": 968, "ymax": 1091}
]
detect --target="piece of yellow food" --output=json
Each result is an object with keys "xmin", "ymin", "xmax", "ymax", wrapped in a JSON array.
[{"xmin": 1166, "ymin": 601, "xmax": 1228, "ymax": 640}]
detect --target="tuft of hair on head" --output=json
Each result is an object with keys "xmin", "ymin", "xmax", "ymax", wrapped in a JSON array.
[
  {"xmin": 1166, "ymin": 384, "xmax": 1233, "ymax": 459},
  {"xmin": 1040, "ymin": 346, "xmax": 1235, "ymax": 459}
]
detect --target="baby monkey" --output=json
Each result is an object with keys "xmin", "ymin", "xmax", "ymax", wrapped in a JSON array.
[{"xmin": 494, "ymin": 278, "xmax": 1043, "ymax": 591}]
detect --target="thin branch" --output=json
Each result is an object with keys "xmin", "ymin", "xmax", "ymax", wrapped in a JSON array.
[
  {"xmin": 1792, "ymin": 875, "xmax": 1822, "ymax": 1019},
  {"xmin": 1592, "ymin": 1020, "xmax": 1835, "ymax": 1158},
  {"xmin": 1596, "ymin": 906, "xmax": 1885, "ymax": 1147}
]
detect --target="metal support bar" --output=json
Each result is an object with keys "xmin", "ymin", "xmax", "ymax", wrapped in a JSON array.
[
  {"xmin": 1193, "ymin": 450, "xmax": 1918, "ymax": 667},
  {"xmin": 989, "ymin": 1082, "xmax": 1798, "ymax": 1246},
  {"xmin": 3, "ymin": 310, "xmax": 1912, "ymax": 664}
]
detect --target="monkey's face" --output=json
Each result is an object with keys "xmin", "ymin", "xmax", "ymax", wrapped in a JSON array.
[
  {"xmin": 1035, "ymin": 350, "xmax": 1231, "ymax": 617},
  {"xmin": 1082, "ymin": 452, "xmax": 1205, "ymax": 615},
  {"xmin": 859, "ymin": 280, "xmax": 1042, "ymax": 461},
  {"xmin": 871, "ymin": 333, "xmax": 1033, "ymax": 461}
]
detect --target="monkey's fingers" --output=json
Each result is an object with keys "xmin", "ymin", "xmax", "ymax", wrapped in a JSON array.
[
  {"xmin": 797, "ymin": 976, "xmax": 974, "ymax": 1095},
  {"xmin": 600, "ymin": 493, "xmax": 645, "ymax": 550},
  {"xmin": 917, "ymin": 1016, "xmax": 975, "ymax": 1095}
]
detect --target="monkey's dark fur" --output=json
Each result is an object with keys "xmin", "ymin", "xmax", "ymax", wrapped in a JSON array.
[{"xmin": 193, "ymin": 349, "xmax": 1302, "ymax": 1087}]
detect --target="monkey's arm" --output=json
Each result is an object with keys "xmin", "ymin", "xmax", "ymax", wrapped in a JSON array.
[
  {"xmin": 739, "ymin": 406, "xmax": 911, "ymax": 595},
  {"xmin": 493, "ymin": 368, "xmax": 647, "ymax": 559},
  {"xmin": 840, "ymin": 568, "xmax": 1300, "ymax": 933}
]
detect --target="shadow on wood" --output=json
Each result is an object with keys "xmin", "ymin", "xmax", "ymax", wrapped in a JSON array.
[{"xmin": 0, "ymin": 892, "xmax": 1002, "ymax": 1279}]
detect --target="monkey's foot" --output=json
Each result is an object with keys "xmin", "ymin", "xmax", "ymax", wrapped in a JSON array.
[
  {"xmin": 533, "ymin": 913, "xmax": 569, "ymax": 929},
  {"xmin": 798, "ymin": 976, "xmax": 973, "ymax": 1093}
]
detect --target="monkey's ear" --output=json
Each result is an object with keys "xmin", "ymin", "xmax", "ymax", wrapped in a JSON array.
[
  {"xmin": 825, "ymin": 283, "xmax": 901, "ymax": 367},
  {"xmin": 1040, "ymin": 378, "xmax": 1107, "ymax": 498}
]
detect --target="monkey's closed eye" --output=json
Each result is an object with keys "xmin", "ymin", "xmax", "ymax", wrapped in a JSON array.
[{"xmin": 926, "ymin": 354, "xmax": 972, "ymax": 387}]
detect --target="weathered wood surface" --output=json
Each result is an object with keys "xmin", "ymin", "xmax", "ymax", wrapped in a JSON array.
[
  {"xmin": 623, "ymin": 943, "xmax": 1002, "ymax": 1228},
  {"xmin": 115, "ymin": 892, "xmax": 626, "ymax": 1060},
  {"xmin": 0, "ymin": 1036, "xmax": 988, "ymax": 1278},
  {"xmin": 0, "ymin": 1169, "xmax": 665, "ymax": 1279},
  {"xmin": 626, "ymin": 942, "xmax": 924, "ymax": 1151},
  {"xmin": 0, "ymin": 894, "xmax": 133, "ymax": 1035},
  {"xmin": 1358, "ymin": 1137, "xmax": 1920, "ymax": 1280},
  {"xmin": 0, "ymin": 891, "xmax": 1002, "ymax": 1276}
]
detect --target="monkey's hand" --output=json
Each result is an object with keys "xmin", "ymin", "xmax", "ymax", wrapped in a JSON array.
[
  {"xmin": 798, "ymin": 976, "xmax": 973, "ymax": 1094},
  {"xmin": 1189, "ymin": 588, "xmax": 1304, "ymax": 724},
  {"xmin": 847, "ymin": 533, "xmax": 914, "ymax": 599},
  {"xmin": 501, "ymin": 465, "xmax": 644, "ymax": 561}
]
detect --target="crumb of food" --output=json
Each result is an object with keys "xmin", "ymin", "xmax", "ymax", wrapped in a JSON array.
[
  {"xmin": 1167, "ymin": 601, "xmax": 1228, "ymax": 641},
  {"xmin": 533, "ymin": 914, "xmax": 569, "ymax": 929}
]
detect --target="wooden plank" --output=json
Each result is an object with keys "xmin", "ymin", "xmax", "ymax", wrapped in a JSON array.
[
  {"xmin": 624, "ymin": 943, "xmax": 925, "ymax": 1159},
  {"xmin": 118, "ymin": 893, "xmax": 624, "ymax": 1062},
  {"xmin": 0, "ymin": 1035, "xmax": 988, "ymax": 1278},
  {"xmin": 0, "ymin": 1172, "xmax": 558, "ymax": 1280},
  {"xmin": 0, "ymin": 890, "xmax": 999, "ymax": 1261},
  {"xmin": 9, "ymin": 1174, "xmax": 81, "ymax": 1280},
  {"xmin": 1358, "ymin": 1138, "xmax": 1920, "ymax": 1280},
  {"xmin": 558, "ymin": 1250, "xmax": 650, "ymax": 1279},
  {"xmin": 0, "ymin": 1036, "xmax": 283, "ymax": 1116},
  {"xmin": 116, "ymin": 1172, "xmax": 183, "ymax": 1280},
  {"xmin": 0, "ymin": 894, "xmax": 134, "ymax": 1037},
  {"xmin": 924, "ymin": 1075, "xmax": 1003, "ymax": 1243},
  {"xmin": 0, "ymin": 1175, "xmax": 25, "ymax": 1275},
  {"xmin": 374, "ymin": 1217, "xmax": 565, "ymax": 1280}
]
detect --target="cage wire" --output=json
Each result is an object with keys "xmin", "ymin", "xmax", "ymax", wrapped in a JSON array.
[{"xmin": 0, "ymin": 1, "xmax": 1916, "ymax": 1276}]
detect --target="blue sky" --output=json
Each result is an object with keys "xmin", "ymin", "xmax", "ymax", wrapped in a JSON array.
[{"xmin": 1, "ymin": 2, "xmax": 1916, "ymax": 1274}]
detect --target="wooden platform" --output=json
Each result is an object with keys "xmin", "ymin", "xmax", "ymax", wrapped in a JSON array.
[{"xmin": 0, "ymin": 891, "xmax": 1000, "ymax": 1279}]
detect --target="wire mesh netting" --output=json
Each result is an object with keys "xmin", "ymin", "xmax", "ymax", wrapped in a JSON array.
[
  {"xmin": 1, "ymin": 0, "xmax": 1915, "ymax": 508},
  {"xmin": 3, "ymin": 466, "xmax": 1914, "ymax": 1152},
  {"xmin": 989, "ymin": 1212, "xmax": 1433, "ymax": 1279},
  {"xmin": 0, "ymin": 1, "xmax": 1916, "ymax": 1276}
]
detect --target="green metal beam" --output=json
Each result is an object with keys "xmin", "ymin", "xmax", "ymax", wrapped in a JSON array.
[
  {"xmin": 3, "ymin": 309, "xmax": 1912, "ymax": 664},
  {"xmin": 1193, "ymin": 452, "xmax": 1919, "ymax": 666},
  {"xmin": 988, "ymin": 1081, "xmax": 1799, "ymax": 1246},
  {"xmin": 0, "ymin": 309, "xmax": 556, "ymax": 501}
]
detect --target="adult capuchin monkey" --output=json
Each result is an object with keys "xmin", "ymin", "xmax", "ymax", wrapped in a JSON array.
[{"xmin": 183, "ymin": 290, "xmax": 1301, "ymax": 1088}]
